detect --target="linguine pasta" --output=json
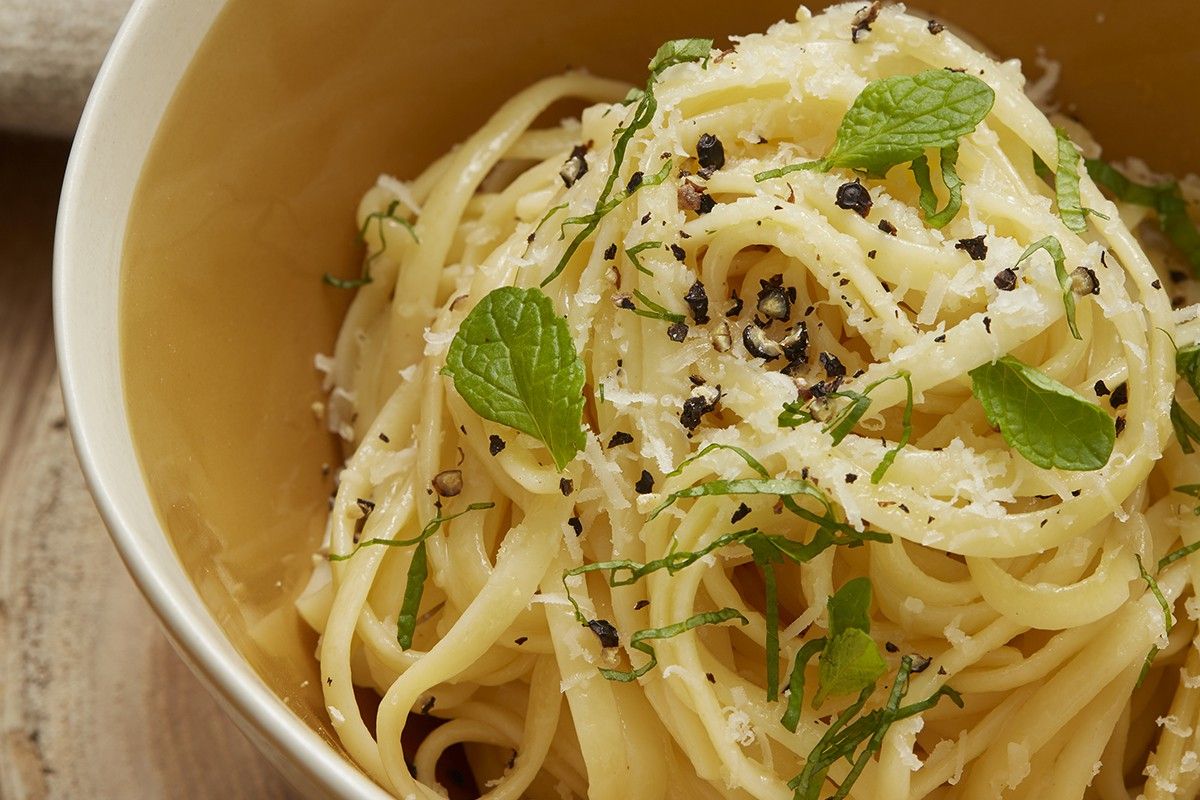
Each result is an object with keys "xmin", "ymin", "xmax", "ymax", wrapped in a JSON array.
[{"xmin": 299, "ymin": 4, "xmax": 1200, "ymax": 798}]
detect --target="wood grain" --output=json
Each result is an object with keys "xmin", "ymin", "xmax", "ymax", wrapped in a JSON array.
[{"xmin": 0, "ymin": 133, "xmax": 298, "ymax": 800}]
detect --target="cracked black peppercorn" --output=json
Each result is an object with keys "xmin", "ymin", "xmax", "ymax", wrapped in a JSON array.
[{"xmin": 835, "ymin": 180, "xmax": 873, "ymax": 217}]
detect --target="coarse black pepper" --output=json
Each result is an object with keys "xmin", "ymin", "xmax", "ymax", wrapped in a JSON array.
[
  {"xmin": 378, "ymin": 432, "xmax": 390, "ymax": 443},
  {"xmin": 819, "ymin": 351, "xmax": 847, "ymax": 378},
  {"xmin": 560, "ymin": 478, "xmax": 574, "ymax": 496},
  {"xmin": 743, "ymin": 324, "xmax": 783, "ymax": 360},
  {"xmin": 885, "ymin": 641, "xmax": 899, "ymax": 653},
  {"xmin": 878, "ymin": 219, "xmax": 897, "ymax": 235},
  {"xmin": 993, "ymin": 268, "xmax": 1017, "ymax": 291},
  {"xmin": 678, "ymin": 179, "xmax": 706, "ymax": 212},
  {"xmin": 559, "ymin": 144, "xmax": 589, "ymax": 187},
  {"xmin": 756, "ymin": 275, "xmax": 792, "ymax": 321},
  {"xmin": 1115, "ymin": 416, "xmax": 1127, "ymax": 436},
  {"xmin": 607, "ymin": 431, "xmax": 634, "ymax": 448},
  {"xmin": 696, "ymin": 133, "xmax": 726, "ymax": 173},
  {"xmin": 711, "ymin": 321, "xmax": 733, "ymax": 352},
  {"xmin": 927, "ymin": 18, "xmax": 944, "ymax": 34},
  {"xmin": 1152, "ymin": 279, "xmax": 1162, "ymax": 290},
  {"xmin": 635, "ymin": 470, "xmax": 655, "ymax": 494},
  {"xmin": 489, "ymin": 434, "xmax": 506, "ymax": 455},
  {"xmin": 1070, "ymin": 266, "xmax": 1100, "ymax": 296},
  {"xmin": 845, "ymin": 473, "xmax": 858, "ymax": 484},
  {"xmin": 850, "ymin": 1, "xmax": 881, "ymax": 42},
  {"xmin": 780, "ymin": 321, "xmax": 809, "ymax": 364},
  {"xmin": 432, "ymin": 469, "xmax": 463, "ymax": 497},
  {"xmin": 603, "ymin": 243, "xmax": 617, "ymax": 261},
  {"xmin": 667, "ymin": 321, "xmax": 689, "ymax": 342},
  {"xmin": 568, "ymin": 516, "xmax": 583, "ymax": 536},
  {"xmin": 680, "ymin": 385, "xmax": 720, "ymax": 430},
  {"xmin": 626, "ymin": 171, "xmax": 644, "ymax": 193},
  {"xmin": 685, "ymin": 280, "xmax": 710, "ymax": 323},
  {"xmin": 698, "ymin": 194, "xmax": 716, "ymax": 214},
  {"xmin": 1094, "ymin": 380, "xmax": 1110, "ymax": 397},
  {"xmin": 1109, "ymin": 383, "xmax": 1128, "ymax": 408},
  {"xmin": 514, "ymin": 636, "xmax": 528, "ymax": 646},
  {"xmin": 983, "ymin": 316, "xmax": 992, "ymax": 334},
  {"xmin": 634, "ymin": 599, "xmax": 650, "ymax": 610},
  {"xmin": 835, "ymin": 180, "xmax": 873, "ymax": 218},
  {"xmin": 586, "ymin": 619, "xmax": 620, "ymax": 648},
  {"xmin": 356, "ymin": 498, "xmax": 375, "ymax": 519},
  {"xmin": 670, "ymin": 243, "xmax": 686, "ymax": 262},
  {"xmin": 910, "ymin": 655, "xmax": 932, "ymax": 673},
  {"xmin": 725, "ymin": 291, "xmax": 744, "ymax": 317},
  {"xmin": 867, "ymin": 249, "xmax": 877, "ymax": 259},
  {"xmin": 956, "ymin": 235, "xmax": 988, "ymax": 261}
]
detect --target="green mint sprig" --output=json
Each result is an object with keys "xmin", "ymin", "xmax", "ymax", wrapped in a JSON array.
[
  {"xmin": 443, "ymin": 286, "xmax": 586, "ymax": 471},
  {"xmin": 969, "ymin": 356, "xmax": 1115, "ymax": 471},
  {"xmin": 1014, "ymin": 235, "xmax": 1082, "ymax": 340},
  {"xmin": 755, "ymin": 69, "xmax": 994, "ymax": 228}
]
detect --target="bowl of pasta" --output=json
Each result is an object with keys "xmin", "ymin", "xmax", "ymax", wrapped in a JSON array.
[{"xmin": 56, "ymin": 0, "xmax": 1200, "ymax": 798}]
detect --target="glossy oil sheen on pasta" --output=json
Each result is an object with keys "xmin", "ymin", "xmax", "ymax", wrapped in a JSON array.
[{"xmin": 298, "ymin": 4, "xmax": 1200, "ymax": 798}]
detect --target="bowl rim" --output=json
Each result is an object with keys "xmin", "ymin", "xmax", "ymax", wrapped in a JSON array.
[{"xmin": 53, "ymin": 1, "xmax": 390, "ymax": 797}]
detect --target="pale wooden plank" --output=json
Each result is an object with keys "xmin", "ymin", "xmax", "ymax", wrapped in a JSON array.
[{"xmin": 0, "ymin": 133, "xmax": 298, "ymax": 800}]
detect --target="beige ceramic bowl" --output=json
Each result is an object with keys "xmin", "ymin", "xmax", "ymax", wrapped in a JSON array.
[{"xmin": 56, "ymin": 0, "xmax": 1200, "ymax": 796}]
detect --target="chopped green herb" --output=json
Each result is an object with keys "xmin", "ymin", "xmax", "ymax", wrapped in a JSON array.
[
  {"xmin": 625, "ymin": 241, "xmax": 663, "ymax": 276},
  {"xmin": 909, "ymin": 143, "xmax": 962, "ymax": 228},
  {"xmin": 1086, "ymin": 159, "xmax": 1200, "ymax": 275},
  {"xmin": 599, "ymin": 608, "xmax": 746, "ymax": 682},
  {"xmin": 1136, "ymin": 553, "xmax": 1174, "ymax": 634},
  {"xmin": 1054, "ymin": 128, "xmax": 1088, "ymax": 232},
  {"xmin": 872, "ymin": 372, "xmax": 914, "ymax": 483},
  {"xmin": 328, "ymin": 502, "xmax": 494, "ymax": 562},
  {"xmin": 781, "ymin": 372, "xmax": 913, "ymax": 480},
  {"xmin": 324, "ymin": 199, "xmax": 420, "ymax": 288},
  {"xmin": 627, "ymin": 288, "xmax": 685, "ymax": 324},
  {"xmin": 443, "ymin": 287, "xmax": 586, "ymax": 470},
  {"xmin": 754, "ymin": 70, "xmax": 994, "ymax": 224},
  {"xmin": 1177, "ymin": 344, "xmax": 1200, "ymax": 400},
  {"xmin": 1171, "ymin": 400, "xmax": 1200, "ymax": 454},
  {"xmin": 746, "ymin": 537, "xmax": 783, "ymax": 699},
  {"xmin": 969, "ymin": 356, "xmax": 1115, "ymax": 471},
  {"xmin": 666, "ymin": 442, "xmax": 771, "ymax": 480},
  {"xmin": 396, "ymin": 540, "xmax": 429, "ymax": 649},
  {"xmin": 789, "ymin": 655, "xmax": 962, "ymax": 800},
  {"xmin": 1015, "ymin": 235, "xmax": 1081, "ymax": 340},
  {"xmin": 648, "ymin": 38, "xmax": 713, "ymax": 75},
  {"xmin": 541, "ymin": 40, "xmax": 710, "ymax": 287},
  {"xmin": 1159, "ymin": 537, "xmax": 1200, "ymax": 570},
  {"xmin": 782, "ymin": 638, "xmax": 827, "ymax": 732}
]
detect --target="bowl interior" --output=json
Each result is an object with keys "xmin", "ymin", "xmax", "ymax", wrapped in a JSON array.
[{"xmin": 119, "ymin": 0, "xmax": 1200, "ymax": 783}]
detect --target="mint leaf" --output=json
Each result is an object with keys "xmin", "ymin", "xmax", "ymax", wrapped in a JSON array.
[
  {"xmin": 1015, "ymin": 235, "xmax": 1080, "ymax": 340},
  {"xmin": 910, "ymin": 143, "xmax": 963, "ymax": 228},
  {"xmin": 818, "ymin": 69, "xmax": 994, "ymax": 177},
  {"xmin": 813, "ymin": 578, "xmax": 884, "ymax": 707},
  {"xmin": 443, "ymin": 287, "xmax": 586, "ymax": 470},
  {"xmin": 1136, "ymin": 554, "xmax": 1174, "ymax": 634},
  {"xmin": 969, "ymin": 356, "xmax": 1115, "ymax": 471},
  {"xmin": 814, "ymin": 628, "xmax": 887, "ymax": 707},
  {"xmin": 648, "ymin": 38, "xmax": 713, "ymax": 75},
  {"xmin": 1054, "ymin": 128, "xmax": 1088, "ymax": 232},
  {"xmin": 827, "ymin": 577, "xmax": 873, "ymax": 637},
  {"xmin": 1086, "ymin": 158, "xmax": 1200, "ymax": 275}
]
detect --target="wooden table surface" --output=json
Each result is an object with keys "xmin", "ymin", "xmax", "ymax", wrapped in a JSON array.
[{"xmin": 0, "ymin": 133, "xmax": 299, "ymax": 799}]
